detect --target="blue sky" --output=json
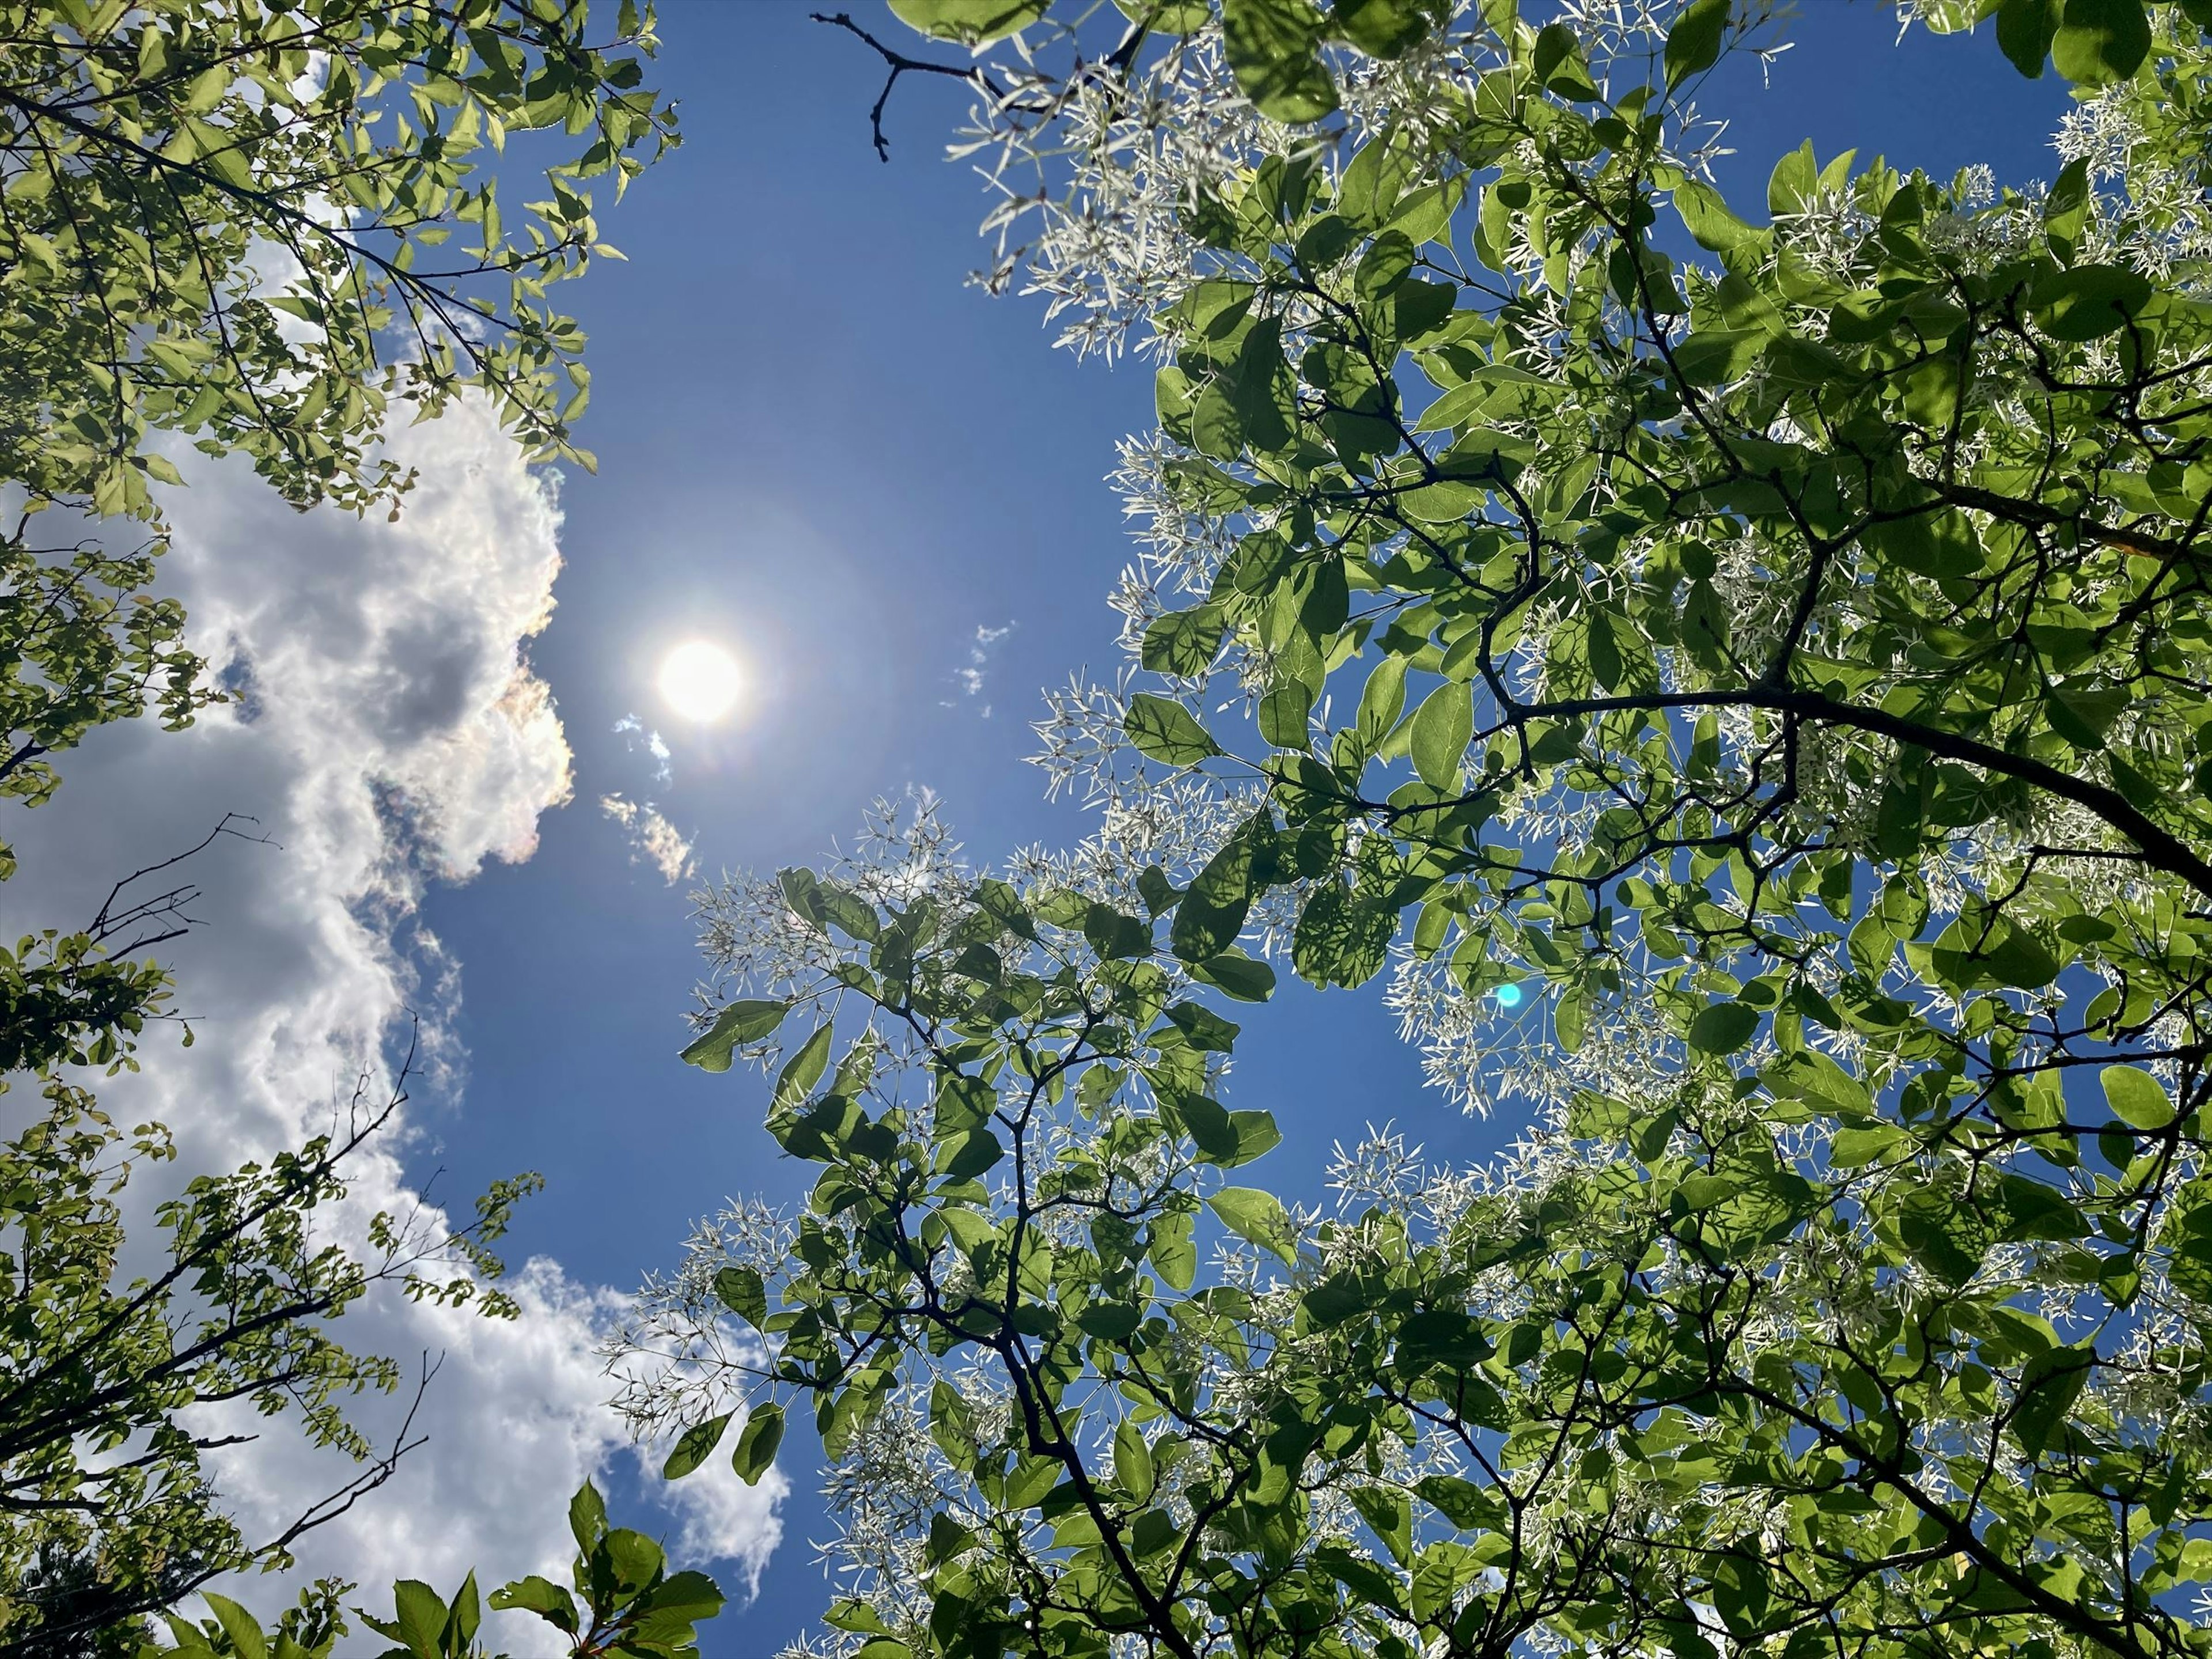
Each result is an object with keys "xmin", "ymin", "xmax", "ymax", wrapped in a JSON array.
[{"xmin": 378, "ymin": 5, "xmax": 2077, "ymax": 1649}]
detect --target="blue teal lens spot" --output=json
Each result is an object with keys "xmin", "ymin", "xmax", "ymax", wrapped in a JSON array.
[{"xmin": 1492, "ymin": 982, "xmax": 1525, "ymax": 1009}]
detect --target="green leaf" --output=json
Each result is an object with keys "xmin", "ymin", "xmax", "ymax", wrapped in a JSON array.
[
  {"xmin": 1190, "ymin": 949, "xmax": 1278, "ymax": 1001},
  {"xmin": 1984, "ymin": 928, "xmax": 2063, "ymax": 990},
  {"xmin": 679, "ymin": 999, "xmax": 790, "ymax": 1071},
  {"xmin": 935, "ymin": 1073, "xmax": 997, "ymax": 1138},
  {"xmin": 2045, "ymin": 681, "xmax": 2127, "ymax": 750},
  {"xmin": 1865, "ymin": 509, "xmax": 1984, "ymax": 579},
  {"xmin": 1355, "ymin": 231, "xmax": 1415, "ymax": 302},
  {"xmin": 2050, "ymin": 0, "xmax": 2150, "ymax": 84},
  {"xmin": 1142, "ymin": 604, "xmax": 1227, "ymax": 676},
  {"xmin": 732, "ymin": 1402, "xmax": 786, "ymax": 1483},
  {"xmin": 972, "ymin": 877, "xmax": 1037, "ymax": 940},
  {"xmin": 488, "ymin": 1576, "xmax": 580, "ymax": 1635},
  {"xmin": 637, "ymin": 1569, "xmax": 726, "ymax": 1630},
  {"xmin": 1116, "ymin": 0, "xmax": 1214, "ymax": 30},
  {"xmin": 2044, "ymin": 155, "xmax": 2092, "ymax": 262},
  {"xmin": 1356, "ymin": 654, "xmax": 1408, "ymax": 749},
  {"xmin": 1293, "ymin": 880, "xmax": 1394, "ymax": 988},
  {"xmin": 1259, "ymin": 679, "xmax": 1315, "ymax": 748},
  {"xmin": 1114, "ymin": 1419, "xmax": 1157, "ymax": 1498},
  {"xmin": 1227, "ymin": 319, "xmax": 1298, "ymax": 453},
  {"xmin": 2032, "ymin": 263, "xmax": 2152, "ymax": 340},
  {"xmin": 1209, "ymin": 1185, "xmax": 1300, "ymax": 1265},
  {"xmin": 1396, "ymin": 1309, "xmax": 1495, "ymax": 1370},
  {"xmin": 1349, "ymin": 1485, "xmax": 1412, "ymax": 1564},
  {"xmin": 1137, "ymin": 864, "xmax": 1180, "ymax": 917},
  {"xmin": 1994, "ymin": 1173, "xmax": 2090, "ymax": 1241},
  {"xmin": 1672, "ymin": 179, "xmax": 1760, "ymax": 252},
  {"xmin": 888, "ymin": 0, "xmax": 1049, "ymax": 43},
  {"xmin": 2101, "ymin": 1065, "xmax": 2175, "ymax": 1130},
  {"xmin": 201, "ymin": 1596, "xmax": 270, "ymax": 1659},
  {"xmin": 1150, "ymin": 1209, "xmax": 1198, "ymax": 1289},
  {"xmin": 1165, "ymin": 1000, "xmax": 1241, "ymax": 1051},
  {"xmin": 1192, "ymin": 381, "xmax": 1244, "ymax": 459},
  {"xmin": 938, "ymin": 1126, "xmax": 1006, "ymax": 1181},
  {"xmin": 781, "ymin": 866, "xmax": 830, "ymax": 931},
  {"xmin": 1332, "ymin": 0, "xmax": 1441, "ymax": 58},
  {"xmin": 391, "ymin": 1581, "xmax": 448, "ymax": 1659},
  {"xmin": 1687, "ymin": 1001, "xmax": 1759, "ymax": 1057},
  {"xmin": 1084, "ymin": 902, "xmax": 1154, "ymax": 961},
  {"xmin": 569, "ymin": 1481, "xmax": 609, "ymax": 1555},
  {"xmin": 1408, "ymin": 682, "xmax": 1472, "ymax": 790},
  {"xmin": 1830, "ymin": 1124, "xmax": 1906, "ymax": 1168},
  {"xmin": 1767, "ymin": 139, "xmax": 1821, "ymax": 219},
  {"xmin": 1997, "ymin": 0, "xmax": 2060, "ymax": 74},
  {"xmin": 1180, "ymin": 1096, "xmax": 1283, "ymax": 1166},
  {"xmin": 1222, "ymin": 0, "xmax": 1340, "ymax": 122},
  {"xmin": 1126, "ymin": 693, "xmax": 1223, "ymax": 766},
  {"xmin": 601, "ymin": 1528, "xmax": 666, "ymax": 1595},
  {"xmin": 2010, "ymin": 1344, "xmax": 2094, "ymax": 1453},
  {"xmin": 1664, "ymin": 0, "xmax": 1731, "ymax": 88},
  {"xmin": 1339, "ymin": 127, "xmax": 1419, "ymax": 228},
  {"xmin": 775, "ymin": 1025, "xmax": 835, "ymax": 1107},
  {"xmin": 662, "ymin": 1412, "xmax": 731, "ymax": 1479},
  {"xmin": 1171, "ymin": 816, "xmax": 1264, "ymax": 963},
  {"xmin": 1895, "ymin": 1187, "xmax": 1987, "ymax": 1286},
  {"xmin": 2161, "ymin": 1177, "xmax": 2212, "ymax": 1300}
]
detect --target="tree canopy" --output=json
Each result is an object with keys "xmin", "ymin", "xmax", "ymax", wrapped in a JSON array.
[
  {"xmin": 0, "ymin": 0, "xmax": 680, "ymax": 861},
  {"xmin": 623, "ymin": 4, "xmax": 2212, "ymax": 1659},
  {"xmin": 0, "ymin": 0, "xmax": 677, "ymax": 519},
  {"xmin": 0, "ymin": 2, "xmax": 711, "ymax": 1652}
]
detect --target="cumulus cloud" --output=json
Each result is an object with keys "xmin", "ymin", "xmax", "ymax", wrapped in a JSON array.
[
  {"xmin": 0, "ymin": 400, "xmax": 780, "ymax": 1633},
  {"xmin": 945, "ymin": 621, "xmax": 1016, "ymax": 717},
  {"xmin": 601, "ymin": 792, "xmax": 699, "ymax": 886}
]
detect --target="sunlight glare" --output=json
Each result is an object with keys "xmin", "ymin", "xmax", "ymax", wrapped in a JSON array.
[{"xmin": 658, "ymin": 639, "xmax": 745, "ymax": 724}]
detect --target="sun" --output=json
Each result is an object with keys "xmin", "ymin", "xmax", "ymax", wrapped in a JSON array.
[{"xmin": 657, "ymin": 640, "xmax": 744, "ymax": 724}]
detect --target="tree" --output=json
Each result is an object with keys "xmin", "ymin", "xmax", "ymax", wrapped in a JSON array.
[
  {"xmin": 618, "ymin": 4, "xmax": 2212, "ymax": 1658},
  {"xmin": 143, "ymin": 1485, "xmax": 726, "ymax": 1659},
  {"xmin": 0, "ymin": 836, "xmax": 730, "ymax": 1655},
  {"xmin": 0, "ymin": 1020, "xmax": 527, "ymax": 1653},
  {"xmin": 0, "ymin": 3, "xmax": 689, "ymax": 1644},
  {"xmin": 0, "ymin": 0, "xmax": 679, "ymax": 849},
  {"xmin": 0, "ymin": 0, "xmax": 677, "ymax": 517}
]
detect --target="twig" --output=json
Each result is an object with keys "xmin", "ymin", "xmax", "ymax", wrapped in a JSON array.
[
  {"xmin": 89, "ymin": 811, "xmax": 278, "ymax": 950},
  {"xmin": 810, "ymin": 10, "xmax": 1002, "ymax": 162}
]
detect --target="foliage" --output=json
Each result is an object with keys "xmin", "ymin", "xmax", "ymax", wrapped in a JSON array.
[
  {"xmin": 139, "ymin": 1486, "xmax": 725, "ymax": 1659},
  {"xmin": 0, "ymin": 1040, "xmax": 544, "ymax": 1654},
  {"xmin": 0, "ymin": 526, "xmax": 214, "ymax": 878},
  {"xmin": 0, "ymin": 0, "xmax": 677, "ymax": 841},
  {"xmin": 625, "ymin": 3, "xmax": 2212, "ymax": 1659},
  {"xmin": 0, "ymin": 3, "xmax": 695, "ymax": 1651},
  {"xmin": 0, "ymin": 0, "xmax": 677, "ymax": 519}
]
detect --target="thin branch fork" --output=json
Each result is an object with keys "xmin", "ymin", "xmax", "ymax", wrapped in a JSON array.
[
  {"xmin": 89, "ymin": 810, "xmax": 278, "ymax": 950},
  {"xmin": 810, "ymin": 10, "xmax": 1003, "ymax": 162}
]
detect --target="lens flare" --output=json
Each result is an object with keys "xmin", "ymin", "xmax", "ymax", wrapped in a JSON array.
[{"xmin": 1491, "ymin": 982, "xmax": 1525, "ymax": 1009}]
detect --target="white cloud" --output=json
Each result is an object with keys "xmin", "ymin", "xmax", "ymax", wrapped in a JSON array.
[
  {"xmin": 602, "ymin": 792, "xmax": 699, "ymax": 886},
  {"xmin": 946, "ymin": 621, "xmax": 1016, "ymax": 718},
  {"xmin": 613, "ymin": 713, "xmax": 675, "ymax": 785},
  {"xmin": 0, "ymin": 399, "xmax": 781, "ymax": 1634}
]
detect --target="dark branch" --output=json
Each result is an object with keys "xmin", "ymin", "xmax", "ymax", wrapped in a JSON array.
[{"xmin": 811, "ymin": 10, "xmax": 1001, "ymax": 162}]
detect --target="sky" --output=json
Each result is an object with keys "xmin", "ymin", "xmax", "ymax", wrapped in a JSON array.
[{"xmin": 4, "ymin": 5, "xmax": 2074, "ymax": 1654}]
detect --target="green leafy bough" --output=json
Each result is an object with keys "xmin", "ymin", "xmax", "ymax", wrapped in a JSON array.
[{"xmin": 141, "ymin": 1482, "xmax": 722, "ymax": 1659}]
